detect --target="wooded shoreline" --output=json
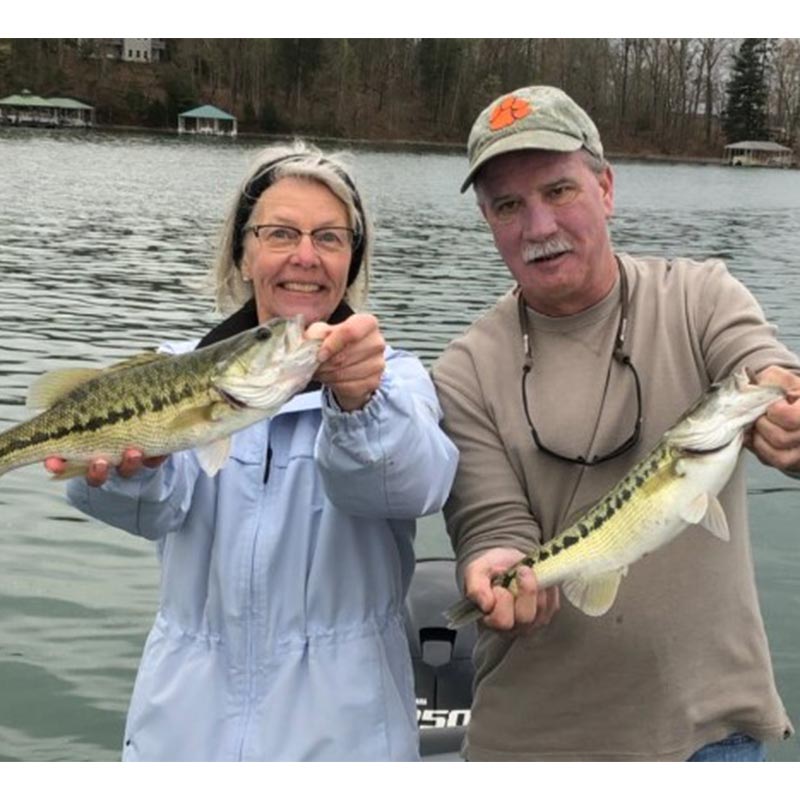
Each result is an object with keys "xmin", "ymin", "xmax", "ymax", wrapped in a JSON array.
[{"xmin": 4, "ymin": 39, "xmax": 798, "ymax": 161}]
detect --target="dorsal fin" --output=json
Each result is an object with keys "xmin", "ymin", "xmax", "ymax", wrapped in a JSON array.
[
  {"xmin": 26, "ymin": 368, "xmax": 103, "ymax": 410},
  {"xmin": 26, "ymin": 352, "xmax": 169, "ymax": 411},
  {"xmin": 103, "ymin": 351, "xmax": 170, "ymax": 374}
]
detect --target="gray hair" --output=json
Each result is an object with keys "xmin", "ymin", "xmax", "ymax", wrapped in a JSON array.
[
  {"xmin": 211, "ymin": 140, "xmax": 371, "ymax": 314},
  {"xmin": 580, "ymin": 148, "xmax": 609, "ymax": 175},
  {"xmin": 473, "ymin": 145, "xmax": 610, "ymax": 200}
]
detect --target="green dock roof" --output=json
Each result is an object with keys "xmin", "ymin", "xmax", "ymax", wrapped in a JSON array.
[
  {"xmin": 0, "ymin": 90, "xmax": 94, "ymax": 110},
  {"xmin": 179, "ymin": 104, "xmax": 236, "ymax": 120},
  {"xmin": 0, "ymin": 90, "xmax": 50, "ymax": 107},
  {"xmin": 48, "ymin": 97, "xmax": 94, "ymax": 110}
]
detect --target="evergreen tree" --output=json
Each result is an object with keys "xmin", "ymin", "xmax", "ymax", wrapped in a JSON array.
[{"xmin": 723, "ymin": 38, "xmax": 772, "ymax": 143}]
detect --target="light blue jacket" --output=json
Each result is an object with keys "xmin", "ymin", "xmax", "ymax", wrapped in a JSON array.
[{"xmin": 67, "ymin": 346, "xmax": 458, "ymax": 761}]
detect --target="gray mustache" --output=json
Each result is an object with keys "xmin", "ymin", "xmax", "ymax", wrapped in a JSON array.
[{"xmin": 523, "ymin": 238, "xmax": 573, "ymax": 262}]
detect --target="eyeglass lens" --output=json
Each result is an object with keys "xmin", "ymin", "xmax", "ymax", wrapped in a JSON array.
[{"xmin": 250, "ymin": 225, "xmax": 354, "ymax": 253}]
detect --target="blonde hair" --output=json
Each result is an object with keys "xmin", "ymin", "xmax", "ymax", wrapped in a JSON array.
[{"xmin": 211, "ymin": 140, "xmax": 371, "ymax": 314}]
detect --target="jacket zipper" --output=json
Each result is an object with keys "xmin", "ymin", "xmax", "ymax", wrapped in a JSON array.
[{"xmin": 263, "ymin": 445, "xmax": 272, "ymax": 483}]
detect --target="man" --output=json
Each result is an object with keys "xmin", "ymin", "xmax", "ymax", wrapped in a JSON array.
[{"xmin": 431, "ymin": 85, "xmax": 800, "ymax": 761}]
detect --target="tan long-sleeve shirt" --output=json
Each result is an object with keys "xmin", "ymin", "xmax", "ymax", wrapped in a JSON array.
[{"xmin": 432, "ymin": 254, "xmax": 797, "ymax": 760}]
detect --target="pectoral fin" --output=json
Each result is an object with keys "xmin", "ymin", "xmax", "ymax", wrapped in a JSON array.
[
  {"xmin": 167, "ymin": 404, "xmax": 219, "ymax": 430},
  {"xmin": 195, "ymin": 438, "xmax": 232, "ymax": 477},
  {"xmin": 698, "ymin": 495, "xmax": 730, "ymax": 541},
  {"xmin": 680, "ymin": 493, "xmax": 729, "ymax": 541},
  {"xmin": 680, "ymin": 492, "xmax": 709, "ymax": 525},
  {"xmin": 562, "ymin": 569, "xmax": 625, "ymax": 617}
]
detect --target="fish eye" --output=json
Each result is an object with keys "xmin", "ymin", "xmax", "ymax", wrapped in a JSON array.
[{"xmin": 255, "ymin": 327, "xmax": 272, "ymax": 341}]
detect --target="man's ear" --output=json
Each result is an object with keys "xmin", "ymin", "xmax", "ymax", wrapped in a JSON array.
[{"xmin": 598, "ymin": 166, "xmax": 615, "ymax": 218}]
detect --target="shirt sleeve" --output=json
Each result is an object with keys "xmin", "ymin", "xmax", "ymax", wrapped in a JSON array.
[
  {"xmin": 314, "ymin": 348, "xmax": 458, "ymax": 520},
  {"xmin": 66, "ymin": 450, "xmax": 201, "ymax": 541},
  {"xmin": 431, "ymin": 340, "xmax": 543, "ymax": 581},
  {"xmin": 693, "ymin": 259, "xmax": 800, "ymax": 380}
]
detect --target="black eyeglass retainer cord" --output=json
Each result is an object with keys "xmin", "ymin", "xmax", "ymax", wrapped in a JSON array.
[{"xmin": 518, "ymin": 261, "xmax": 643, "ymax": 467}]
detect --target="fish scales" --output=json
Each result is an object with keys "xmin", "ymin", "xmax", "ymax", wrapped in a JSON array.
[
  {"xmin": 514, "ymin": 442, "xmax": 678, "ymax": 589},
  {"xmin": 0, "ymin": 317, "xmax": 321, "ymax": 478},
  {"xmin": 0, "ymin": 353, "xmax": 218, "ymax": 470},
  {"xmin": 444, "ymin": 369, "xmax": 787, "ymax": 627}
]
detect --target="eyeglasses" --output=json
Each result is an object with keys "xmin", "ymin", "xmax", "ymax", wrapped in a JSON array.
[
  {"xmin": 518, "ymin": 262, "xmax": 643, "ymax": 466},
  {"xmin": 244, "ymin": 224, "xmax": 357, "ymax": 255}
]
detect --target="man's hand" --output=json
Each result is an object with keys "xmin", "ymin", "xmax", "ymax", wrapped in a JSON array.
[
  {"xmin": 44, "ymin": 449, "xmax": 167, "ymax": 487},
  {"xmin": 749, "ymin": 366, "xmax": 800, "ymax": 473},
  {"xmin": 463, "ymin": 547, "xmax": 560, "ymax": 633},
  {"xmin": 306, "ymin": 313, "xmax": 386, "ymax": 412}
]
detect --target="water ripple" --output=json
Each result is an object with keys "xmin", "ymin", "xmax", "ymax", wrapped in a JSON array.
[{"xmin": 0, "ymin": 130, "xmax": 798, "ymax": 761}]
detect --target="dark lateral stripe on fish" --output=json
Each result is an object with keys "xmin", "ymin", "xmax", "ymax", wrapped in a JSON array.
[
  {"xmin": 0, "ymin": 380, "xmax": 205, "ymax": 460},
  {"xmin": 0, "ymin": 406, "xmax": 140, "ymax": 458}
]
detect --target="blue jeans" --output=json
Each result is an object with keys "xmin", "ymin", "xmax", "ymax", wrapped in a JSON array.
[{"xmin": 688, "ymin": 732, "xmax": 766, "ymax": 762}]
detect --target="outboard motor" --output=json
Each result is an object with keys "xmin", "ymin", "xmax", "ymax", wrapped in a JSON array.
[{"xmin": 404, "ymin": 556, "xmax": 477, "ymax": 760}]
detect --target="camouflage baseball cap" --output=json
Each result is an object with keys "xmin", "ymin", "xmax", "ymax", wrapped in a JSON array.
[{"xmin": 461, "ymin": 85, "xmax": 603, "ymax": 193}]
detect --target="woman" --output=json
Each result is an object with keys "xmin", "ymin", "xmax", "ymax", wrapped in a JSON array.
[{"xmin": 48, "ymin": 141, "xmax": 458, "ymax": 761}]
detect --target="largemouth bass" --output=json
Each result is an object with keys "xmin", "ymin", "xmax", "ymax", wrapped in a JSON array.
[
  {"xmin": 0, "ymin": 316, "xmax": 320, "ymax": 479},
  {"xmin": 444, "ymin": 368, "xmax": 786, "ymax": 628}
]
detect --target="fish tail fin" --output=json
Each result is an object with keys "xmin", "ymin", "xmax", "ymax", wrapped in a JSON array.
[{"xmin": 443, "ymin": 596, "xmax": 484, "ymax": 629}]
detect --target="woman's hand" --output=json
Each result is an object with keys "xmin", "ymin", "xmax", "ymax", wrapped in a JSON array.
[
  {"xmin": 306, "ymin": 313, "xmax": 386, "ymax": 412},
  {"xmin": 45, "ymin": 449, "xmax": 167, "ymax": 487}
]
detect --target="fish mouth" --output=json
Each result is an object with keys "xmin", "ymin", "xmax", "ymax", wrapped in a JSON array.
[{"xmin": 217, "ymin": 386, "xmax": 250, "ymax": 410}]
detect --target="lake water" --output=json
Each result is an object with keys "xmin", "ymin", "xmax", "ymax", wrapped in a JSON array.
[{"xmin": 0, "ymin": 128, "xmax": 798, "ymax": 761}]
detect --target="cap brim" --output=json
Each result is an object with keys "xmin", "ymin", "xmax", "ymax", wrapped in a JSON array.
[{"xmin": 460, "ymin": 130, "xmax": 584, "ymax": 193}]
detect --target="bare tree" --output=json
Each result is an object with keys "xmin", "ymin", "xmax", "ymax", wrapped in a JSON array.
[{"xmin": 771, "ymin": 39, "xmax": 800, "ymax": 146}]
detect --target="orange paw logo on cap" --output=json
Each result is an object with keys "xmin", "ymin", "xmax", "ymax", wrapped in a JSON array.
[{"xmin": 489, "ymin": 96, "xmax": 532, "ymax": 131}]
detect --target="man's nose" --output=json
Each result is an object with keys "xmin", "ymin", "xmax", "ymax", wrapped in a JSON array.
[{"xmin": 521, "ymin": 200, "xmax": 559, "ymax": 240}]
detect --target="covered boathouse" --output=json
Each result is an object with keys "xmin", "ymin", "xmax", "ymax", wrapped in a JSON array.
[
  {"xmin": 724, "ymin": 141, "xmax": 794, "ymax": 168},
  {"xmin": 177, "ymin": 104, "xmax": 238, "ymax": 137},
  {"xmin": 0, "ymin": 89, "xmax": 95, "ymax": 128}
]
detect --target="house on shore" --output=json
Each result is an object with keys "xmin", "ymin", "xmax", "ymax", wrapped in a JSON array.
[
  {"xmin": 178, "ymin": 105, "xmax": 238, "ymax": 137},
  {"xmin": 724, "ymin": 141, "xmax": 794, "ymax": 168},
  {"xmin": 0, "ymin": 90, "xmax": 95, "ymax": 128},
  {"xmin": 76, "ymin": 38, "xmax": 167, "ymax": 63}
]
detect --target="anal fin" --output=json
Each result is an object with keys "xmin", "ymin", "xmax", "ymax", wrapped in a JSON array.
[{"xmin": 562, "ymin": 569, "xmax": 625, "ymax": 617}]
